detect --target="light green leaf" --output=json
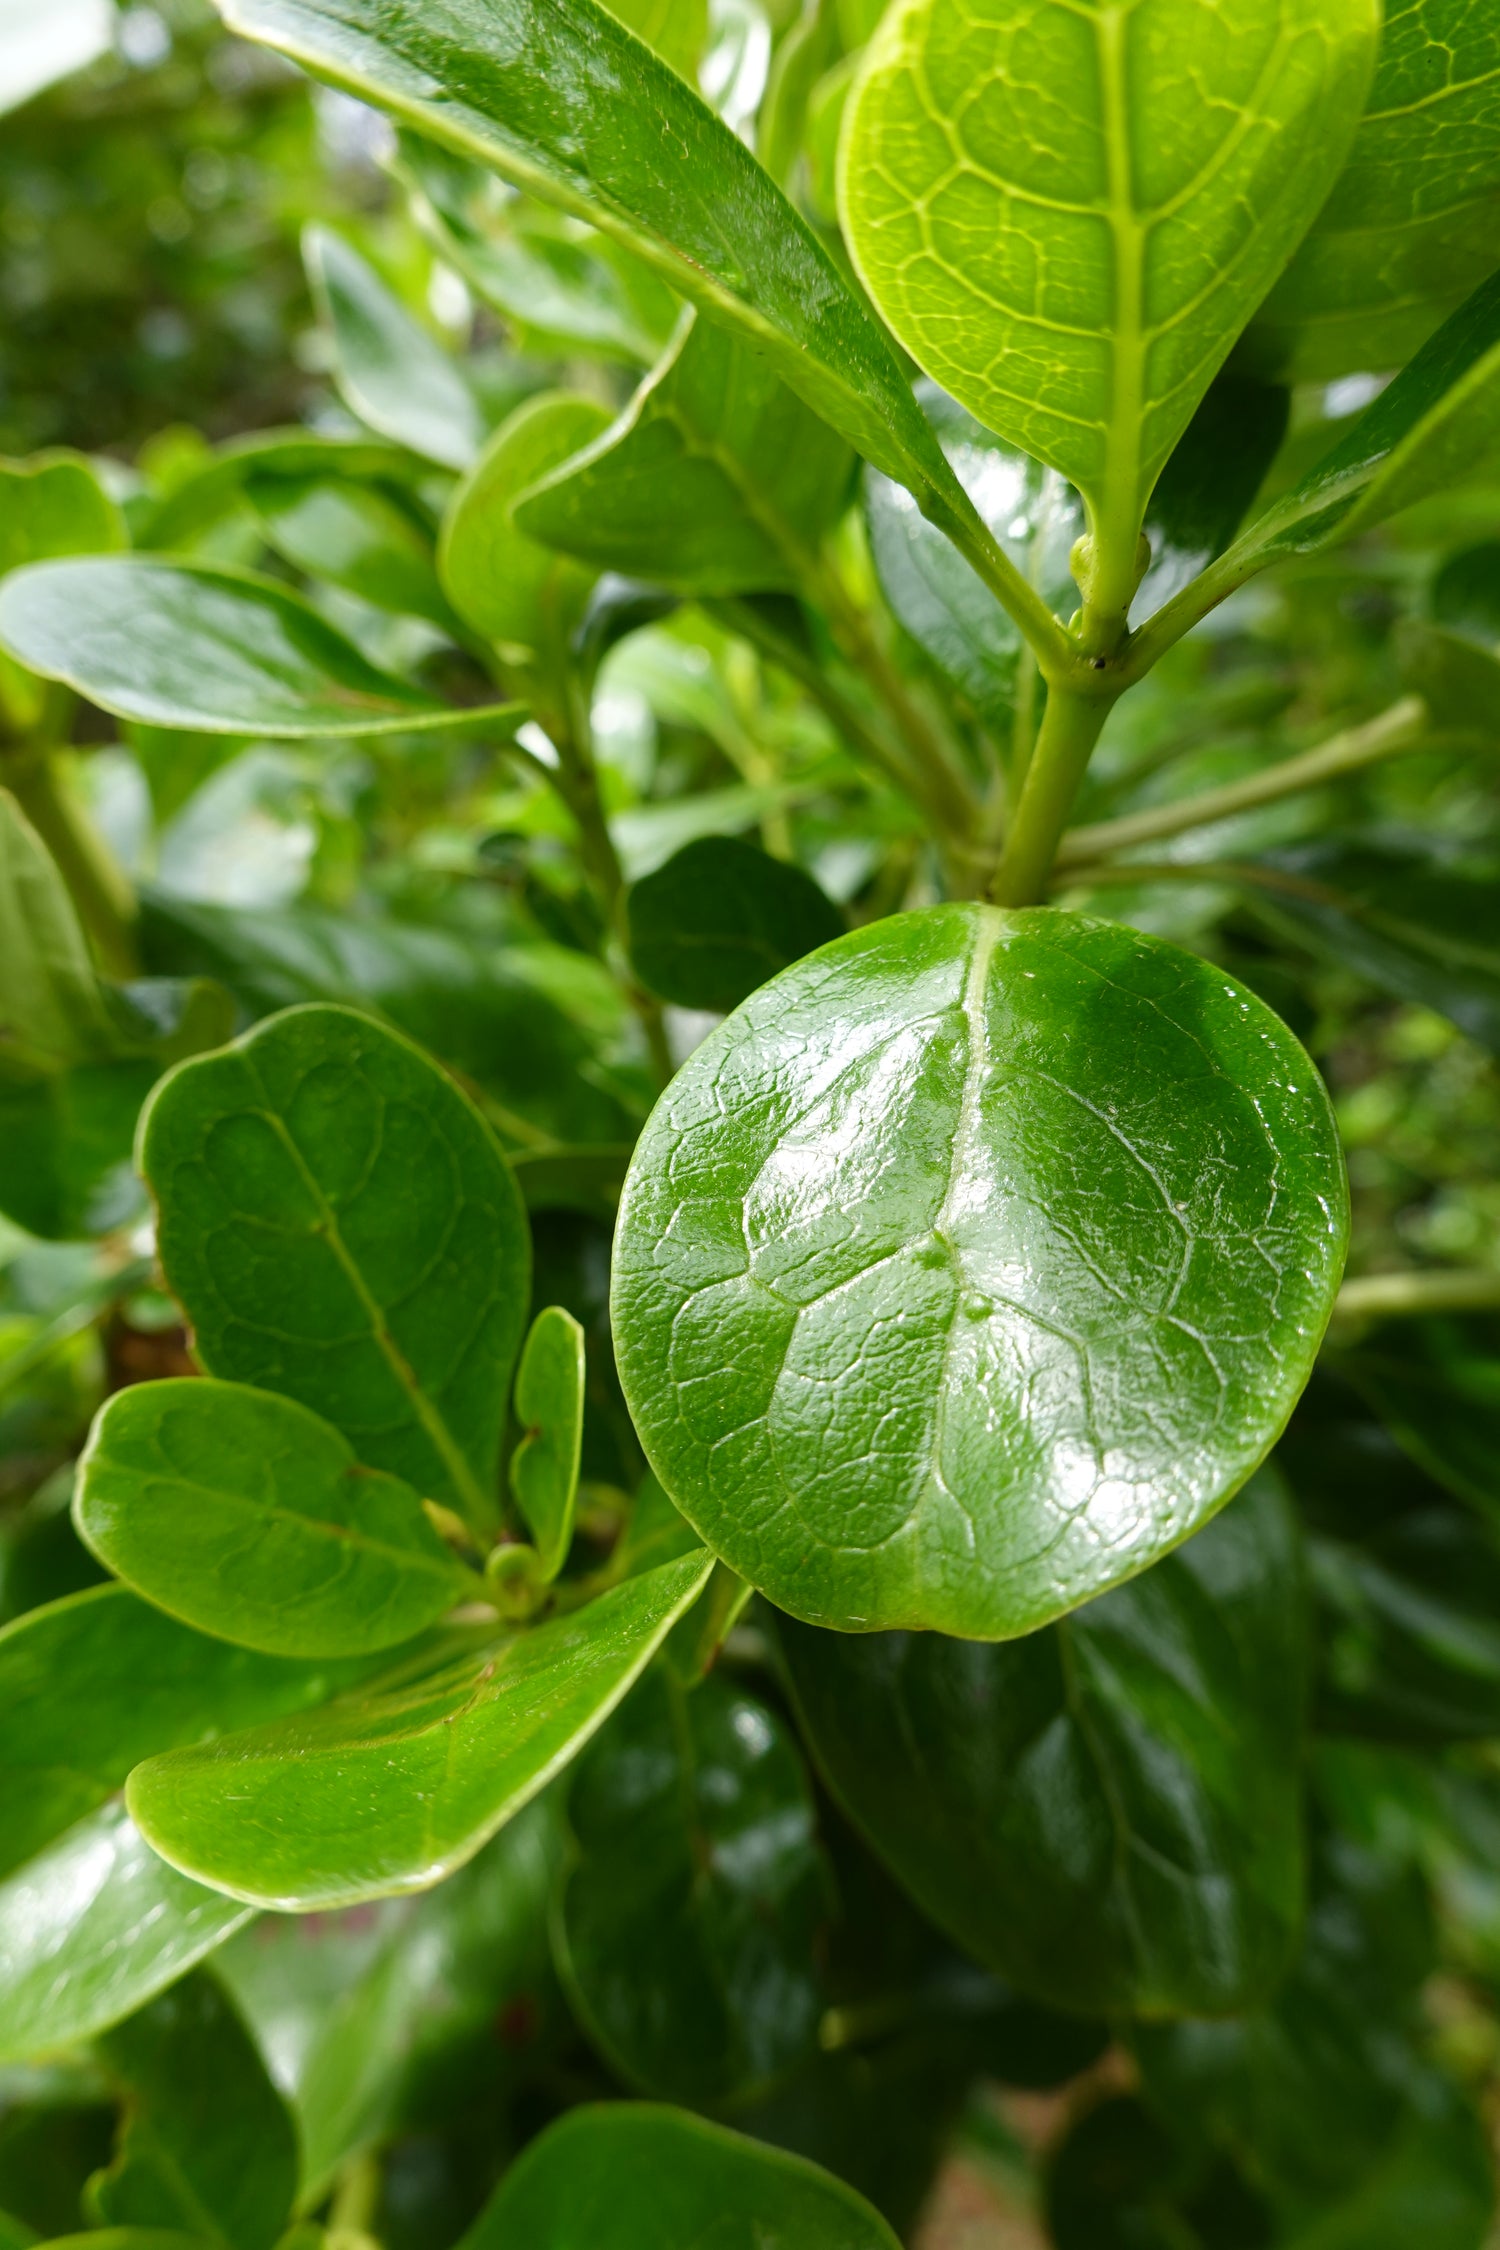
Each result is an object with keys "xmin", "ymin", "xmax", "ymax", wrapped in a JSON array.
[
  {"xmin": 0, "ymin": 790, "xmax": 120, "ymax": 1078},
  {"xmin": 90, "ymin": 1972, "xmax": 297, "ymax": 2250},
  {"xmin": 303, "ymin": 224, "xmax": 486, "ymax": 472},
  {"xmin": 0, "ymin": 559, "xmax": 525, "ymax": 739},
  {"xmin": 613, "ymin": 903, "xmax": 1347, "ymax": 1638},
  {"xmin": 140, "ymin": 1004, "xmax": 531, "ymax": 1528},
  {"xmin": 0, "ymin": 453, "xmax": 126, "ymax": 580},
  {"xmin": 126, "ymin": 1551, "xmax": 714, "ymax": 1909},
  {"xmin": 394, "ymin": 133, "xmax": 680, "ymax": 366},
  {"xmin": 215, "ymin": 0, "xmax": 1005, "ymax": 593},
  {"xmin": 439, "ymin": 393, "xmax": 613, "ymax": 657},
  {"xmin": 1247, "ymin": 0, "xmax": 1500, "ymax": 382},
  {"xmin": 555, "ymin": 1668, "xmax": 828, "ymax": 2103},
  {"xmin": 605, "ymin": 0, "xmax": 708, "ymax": 75},
  {"xmin": 840, "ymin": 0, "xmax": 1378, "ymax": 594},
  {"xmin": 0, "ymin": 1585, "xmax": 373, "ymax": 1882},
  {"xmin": 461, "ymin": 2103, "xmax": 901, "ymax": 2250},
  {"xmin": 216, "ymin": 1801, "xmax": 559, "ymax": 2195},
  {"xmin": 135, "ymin": 431, "xmax": 417, "ymax": 556},
  {"xmin": 76, "ymin": 1380, "xmax": 474, "ymax": 1659},
  {"xmin": 245, "ymin": 472, "xmax": 458, "ymax": 631},
  {"xmin": 512, "ymin": 309, "xmax": 856, "ymax": 595},
  {"xmin": 509, "ymin": 1306, "xmax": 585, "ymax": 1581},
  {"xmin": 626, "ymin": 835, "xmax": 845, "ymax": 1013},
  {"xmin": 0, "ymin": 1805, "xmax": 252, "ymax": 2067},
  {"xmin": 780, "ymin": 1470, "xmax": 1307, "ymax": 2016}
]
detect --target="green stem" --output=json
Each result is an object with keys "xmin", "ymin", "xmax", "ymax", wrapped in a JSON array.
[
  {"xmin": 1053, "ymin": 696, "xmax": 1429, "ymax": 870},
  {"xmin": 1331, "ymin": 1269, "xmax": 1500, "ymax": 1325},
  {"xmin": 5, "ymin": 749, "xmax": 138, "ymax": 978},
  {"xmin": 988, "ymin": 685, "xmax": 1112, "ymax": 907},
  {"xmin": 940, "ymin": 502, "xmax": 1075, "ymax": 675}
]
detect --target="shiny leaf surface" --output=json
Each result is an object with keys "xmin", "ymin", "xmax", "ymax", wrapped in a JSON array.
[
  {"xmin": 303, "ymin": 223, "xmax": 486, "ymax": 472},
  {"xmin": 508, "ymin": 1306, "xmax": 585, "ymax": 1583},
  {"xmin": 141, "ymin": 1005, "xmax": 531, "ymax": 1528},
  {"xmin": 0, "ymin": 1806, "xmax": 252, "ymax": 2067},
  {"xmin": 781, "ymin": 1470, "xmax": 1307, "ymax": 2015},
  {"xmin": 459, "ymin": 2103, "xmax": 901, "ymax": 2250},
  {"xmin": 840, "ymin": 0, "xmax": 1376, "ymax": 553},
  {"xmin": 0, "ymin": 559, "xmax": 523, "ymax": 739},
  {"xmin": 555, "ymin": 1668, "xmax": 828, "ymax": 2103},
  {"xmin": 440, "ymin": 392, "xmax": 612, "ymax": 656},
  {"xmin": 513, "ymin": 310, "xmax": 856, "ymax": 595},
  {"xmin": 126, "ymin": 1551, "xmax": 714, "ymax": 1909},
  {"xmin": 76, "ymin": 1380, "xmax": 473, "ymax": 1658},
  {"xmin": 613, "ymin": 903, "xmax": 1348, "ymax": 1638},
  {"xmin": 625, "ymin": 836, "xmax": 844, "ymax": 1013}
]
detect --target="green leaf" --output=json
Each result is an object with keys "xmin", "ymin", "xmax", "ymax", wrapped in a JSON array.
[
  {"xmin": 244, "ymin": 472, "xmax": 458, "ymax": 631},
  {"xmin": 0, "ymin": 1585, "xmax": 373, "ymax": 1882},
  {"xmin": 303, "ymin": 224, "xmax": 486, "ymax": 472},
  {"xmin": 1342, "ymin": 1317, "xmax": 1500, "ymax": 1525},
  {"xmin": 1136, "ymin": 371, "xmax": 1290, "ymax": 616},
  {"xmin": 0, "ymin": 1066, "xmax": 151, "ymax": 1242},
  {"xmin": 439, "ymin": 392, "xmax": 613, "ymax": 657},
  {"xmin": 0, "ymin": 453, "xmax": 126, "ymax": 579},
  {"xmin": 1247, "ymin": 0, "xmax": 1500, "ymax": 383},
  {"xmin": 394, "ymin": 133, "xmax": 679, "ymax": 366},
  {"xmin": 555, "ymin": 1668, "xmax": 828, "ymax": 2104},
  {"xmin": 613, "ymin": 903, "xmax": 1348, "ymax": 1638},
  {"xmin": 76, "ymin": 1380, "xmax": 474, "ymax": 1659},
  {"xmin": 508, "ymin": 1306, "xmax": 585, "ymax": 1581},
  {"xmin": 1213, "ymin": 272, "xmax": 1500, "ymax": 591},
  {"xmin": 458, "ymin": 2103, "xmax": 901, "ymax": 2250},
  {"xmin": 864, "ymin": 385, "xmax": 1082, "ymax": 733},
  {"xmin": 0, "ymin": 790, "xmax": 121, "ymax": 1077},
  {"xmin": 126, "ymin": 1551, "xmax": 714, "ymax": 1909},
  {"xmin": 780, "ymin": 1469, "xmax": 1307, "ymax": 2016},
  {"xmin": 134, "ymin": 431, "xmax": 418, "ymax": 556},
  {"xmin": 1239, "ymin": 840, "xmax": 1500, "ymax": 1057},
  {"xmin": 217, "ymin": 1801, "xmax": 559, "ymax": 2194},
  {"xmin": 840, "ymin": 0, "xmax": 1377, "ymax": 579},
  {"xmin": 605, "ymin": 0, "xmax": 707, "ymax": 75},
  {"xmin": 215, "ymin": 0, "xmax": 999, "ymax": 581},
  {"xmin": 1046, "ymin": 2095, "xmax": 1268, "ymax": 2250},
  {"xmin": 140, "ymin": 1004, "xmax": 531, "ymax": 1528},
  {"xmin": 0, "ymin": 559, "xmax": 524, "ymax": 739},
  {"xmin": 1273, "ymin": 2090, "xmax": 1494, "ymax": 2250},
  {"xmin": 90, "ymin": 1972, "xmax": 297, "ymax": 2250},
  {"xmin": 512, "ymin": 310, "xmax": 856, "ymax": 596},
  {"xmin": 625, "ymin": 836, "xmax": 844, "ymax": 1013},
  {"xmin": 0, "ymin": 1805, "xmax": 252, "ymax": 2067}
]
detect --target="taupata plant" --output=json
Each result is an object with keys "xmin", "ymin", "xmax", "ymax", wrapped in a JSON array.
[{"xmin": 3, "ymin": 0, "xmax": 1500, "ymax": 2242}]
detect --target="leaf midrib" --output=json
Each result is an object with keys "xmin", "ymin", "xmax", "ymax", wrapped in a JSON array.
[{"xmin": 96, "ymin": 1461, "xmax": 461, "ymax": 1586}]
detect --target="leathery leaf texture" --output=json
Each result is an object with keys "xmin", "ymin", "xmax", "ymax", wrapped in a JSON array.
[
  {"xmin": 779, "ymin": 1469, "xmax": 1306, "ymax": 2016},
  {"xmin": 140, "ymin": 1004, "xmax": 530, "ymax": 1529},
  {"xmin": 612, "ymin": 905, "xmax": 1347, "ymax": 1638},
  {"xmin": 839, "ymin": 0, "xmax": 1378, "ymax": 551}
]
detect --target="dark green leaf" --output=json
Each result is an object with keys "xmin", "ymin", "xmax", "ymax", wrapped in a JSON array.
[
  {"xmin": 1273, "ymin": 2088, "xmax": 1493, "ymax": 2250},
  {"xmin": 0, "ymin": 559, "xmax": 523, "ymax": 739},
  {"xmin": 0, "ymin": 1065, "xmax": 156, "ymax": 1242},
  {"xmin": 141, "ymin": 1004, "xmax": 531, "ymax": 1529},
  {"xmin": 509, "ymin": 1306, "xmax": 585, "ymax": 1582},
  {"xmin": 1341, "ymin": 1315, "xmax": 1500, "ymax": 1523},
  {"xmin": 217, "ymin": 1800, "xmax": 559, "ymax": 2194},
  {"xmin": 303, "ymin": 224, "xmax": 486, "ymax": 472},
  {"xmin": 90, "ymin": 1972, "xmax": 296, "ymax": 2250},
  {"xmin": 0, "ymin": 1806, "xmax": 252, "ymax": 2066},
  {"xmin": 216, "ymin": 0, "xmax": 998, "ymax": 576},
  {"xmin": 1401, "ymin": 618, "xmax": 1500, "ymax": 733},
  {"xmin": 626, "ymin": 836, "xmax": 844, "ymax": 1013},
  {"xmin": 1046, "ymin": 2095, "xmax": 1269, "ymax": 2250},
  {"xmin": 76, "ymin": 1379, "xmax": 474, "ymax": 1658},
  {"xmin": 613, "ymin": 903, "xmax": 1348, "ymax": 1638},
  {"xmin": 780, "ymin": 1471, "xmax": 1307, "ymax": 2016},
  {"xmin": 126, "ymin": 1551, "xmax": 714, "ymax": 1909},
  {"xmin": 440, "ymin": 393, "xmax": 613, "ymax": 656},
  {"xmin": 458, "ymin": 2103, "xmax": 901, "ymax": 2250},
  {"xmin": 510, "ymin": 1144, "xmax": 631, "ymax": 1225},
  {"xmin": 841, "ymin": 0, "xmax": 1376, "ymax": 560},
  {"xmin": 1431, "ymin": 541, "xmax": 1500, "ymax": 644},
  {"xmin": 1137, "ymin": 373, "xmax": 1291, "ymax": 618},
  {"xmin": 512, "ymin": 310, "xmax": 856, "ymax": 596},
  {"xmin": 0, "ymin": 1585, "xmax": 373, "ymax": 1882},
  {"xmin": 1247, "ymin": 0, "xmax": 1500, "ymax": 382},
  {"xmin": 555, "ymin": 1668, "xmax": 828, "ymax": 2104},
  {"xmin": 394, "ymin": 134, "xmax": 678, "ymax": 366}
]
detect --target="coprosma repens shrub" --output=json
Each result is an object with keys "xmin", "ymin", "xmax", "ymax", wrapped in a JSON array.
[{"xmin": 4, "ymin": 0, "xmax": 1500, "ymax": 2242}]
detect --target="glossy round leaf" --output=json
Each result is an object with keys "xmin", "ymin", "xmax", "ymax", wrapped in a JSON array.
[
  {"xmin": 555, "ymin": 1668, "xmax": 828, "ymax": 2104},
  {"xmin": 613, "ymin": 903, "xmax": 1347, "ymax": 1638},
  {"xmin": 461, "ymin": 2103, "xmax": 901, "ymax": 2250}
]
